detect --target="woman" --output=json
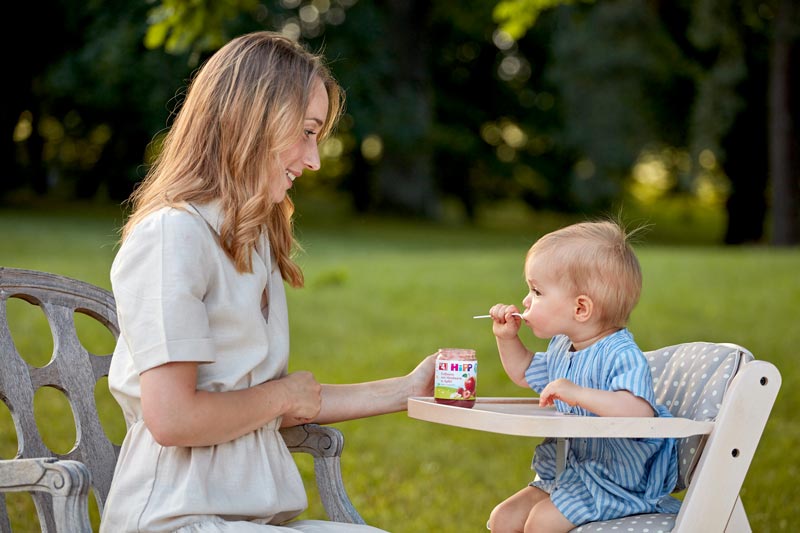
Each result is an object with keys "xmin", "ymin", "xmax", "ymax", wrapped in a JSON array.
[{"xmin": 101, "ymin": 31, "xmax": 435, "ymax": 532}]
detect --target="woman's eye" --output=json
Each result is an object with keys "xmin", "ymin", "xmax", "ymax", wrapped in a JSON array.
[{"xmin": 304, "ymin": 129, "xmax": 317, "ymax": 137}]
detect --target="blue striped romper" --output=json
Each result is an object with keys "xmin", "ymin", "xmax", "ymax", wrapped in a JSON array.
[{"xmin": 524, "ymin": 329, "xmax": 681, "ymax": 526}]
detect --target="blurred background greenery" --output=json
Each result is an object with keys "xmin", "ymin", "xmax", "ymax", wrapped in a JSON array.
[
  {"xmin": 2, "ymin": 0, "xmax": 799, "ymax": 244},
  {"xmin": 2, "ymin": 0, "xmax": 800, "ymax": 531}
]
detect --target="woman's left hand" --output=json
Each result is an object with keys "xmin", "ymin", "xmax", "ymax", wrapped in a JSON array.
[
  {"xmin": 313, "ymin": 352, "xmax": 438, "ymax": 424},
  {"xmin": 407, "ymin": 353, "xmax": 437, "ymax": 398}
]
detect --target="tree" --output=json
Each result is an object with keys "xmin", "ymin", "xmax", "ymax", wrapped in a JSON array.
[
  {"xmin": 1, "ymin": 1, "xmax": 74, "ymax": 197},
  {"xmin": 768, "ymin": 0, "xmax": 800, "ymax": 245},
  {"xmin": 1, "ymin": 0, "xmax": 195, "ymax": 203},
  {"xmin": 143, "ymin": 0, "xmax": 442, "ymax": 217},
  {"xmin": 495, "ymin": 0, "xmax": 800, "ymax": 244}
]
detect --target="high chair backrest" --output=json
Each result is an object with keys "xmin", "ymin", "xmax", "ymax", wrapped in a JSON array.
[
  {"xmin": 573, "ymin": 341, "xmax": 780, "ymax": 532},
  {"xmin": 646, "ymin": 342, "xmax": 752, "ymax": 490}
]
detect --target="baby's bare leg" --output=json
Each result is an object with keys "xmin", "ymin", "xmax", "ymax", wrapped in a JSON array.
[
  {"xmin": 487, "ymin": 486, "xmax": 550, "ymax": 532},
  {"xmin": 524, "ymin": 497, "xmax": 575, "ymax": 533}
]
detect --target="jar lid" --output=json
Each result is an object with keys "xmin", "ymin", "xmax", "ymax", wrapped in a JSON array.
[{"xmin": 437, "ymin": 348, "xmax": 476, "ymax": 358}]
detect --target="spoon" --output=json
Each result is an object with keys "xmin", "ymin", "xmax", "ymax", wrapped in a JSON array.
[{"xmin": 473, "ymin": 313, "xmax": 523, "ymax": 319}]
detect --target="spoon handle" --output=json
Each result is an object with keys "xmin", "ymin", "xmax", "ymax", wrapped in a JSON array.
[{"xmin": 472, "ymin": 313, "xmax": 522, "ymax": 319}]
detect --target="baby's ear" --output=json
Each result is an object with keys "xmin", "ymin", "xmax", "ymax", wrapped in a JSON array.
[{"xmin": 574, "ymin": 295, "xmax": 593, "ymax": 323}]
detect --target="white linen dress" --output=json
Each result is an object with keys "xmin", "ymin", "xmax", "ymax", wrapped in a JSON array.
[{"xmin": 101, "ymin": 201, "xmax": 386, "ymax": 533}]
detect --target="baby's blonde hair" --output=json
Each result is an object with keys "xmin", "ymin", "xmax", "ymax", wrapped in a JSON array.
[
  {"xmin": 122, "ymin": 31, "xmax": 343, "ymax": 287},
  {"xmin": 527, "ymin": 220, "xmax": 643, "ymax": 328}
]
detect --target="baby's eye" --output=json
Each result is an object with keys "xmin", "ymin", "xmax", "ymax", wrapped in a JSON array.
[{"xmin": 531, "ymin": 288, "xmax": 542, "ymax": 297}]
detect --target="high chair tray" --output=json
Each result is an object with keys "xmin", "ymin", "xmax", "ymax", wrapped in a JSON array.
[{"xmin": 407, "ymin": 397, "xmax": 713, "ymax": 438}]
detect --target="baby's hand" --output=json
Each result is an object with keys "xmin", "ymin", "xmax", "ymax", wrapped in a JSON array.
[
  {"xmin": 489, "ymin": 303, "xmax": 522, "ymax": 339},
  {"xmin": 539, "ymin": 378, "xmax": 582, "ymax": 408}
]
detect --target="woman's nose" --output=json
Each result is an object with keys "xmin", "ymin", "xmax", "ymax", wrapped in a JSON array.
[{"xmin": 304, "ymin": 143, "xmax": 321, "ymax": 171}]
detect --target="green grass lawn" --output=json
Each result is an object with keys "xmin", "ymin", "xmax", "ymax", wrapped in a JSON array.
[{"xmin": 1, "ymin": 199, "xmax": 797, "ymax": 532}]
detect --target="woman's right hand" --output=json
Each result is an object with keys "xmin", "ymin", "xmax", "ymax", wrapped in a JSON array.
[
  {"xmin": 276, "ymin": 371, "xmax": 322, "ymax": 424},
  {"xmin": 489, "ymin": 303, "xmax": 522, "ymax": 339},
  {"xmin": 141, "ymin": 362, "xmax": 324, "ymax": 446}
]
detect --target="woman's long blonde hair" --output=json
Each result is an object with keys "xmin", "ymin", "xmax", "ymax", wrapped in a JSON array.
[{"xmin": 121, "ymin": 31, "xmax": 342, "ymax": 287}]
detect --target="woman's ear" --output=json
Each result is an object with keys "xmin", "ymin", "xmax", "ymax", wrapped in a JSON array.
[{"xmin": 574, "ymin": 295, "xmax": 593, "ymax": 323}]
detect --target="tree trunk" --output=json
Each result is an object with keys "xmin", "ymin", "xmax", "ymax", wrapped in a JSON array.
[
  {"xmin": 722, "ymin": 66, "xmax": 768, "ymax": 244},
  {"xmin": 373, "ymin": 0, "xmax": 440, "ymax": 218},
  {"xmin": 768, "ymin": 0, "xmax": 800, "ymax": 245}
]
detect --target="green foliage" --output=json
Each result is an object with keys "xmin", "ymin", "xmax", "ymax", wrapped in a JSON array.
[
  {"xmin": 24, "ymin": 1, "xmax": 197, "ymax": 200},
  {"xmin": 1, "ymin": 202, "xmax": 798, "ymax": 531},
  {"xmin": 145, "ymin": 0, "xmax": 261, "ymax": 62},
  {"xmin": 486, "ymin": 0, "xmax": 798, "ymax": 243},
  {"xmin": 686, "ymin": 0, "xmax": 749, "ymax": 162},
  {"xmin": 7, "ymin": 0, "xmax": 795, "ymax": 242},
  {"xmin": 546, "ymin": 1, "xmax": 695, "ymax": 207},
  {"xmin": 493, "ymin": 0, "xmax": 591, "ymax": 39}
]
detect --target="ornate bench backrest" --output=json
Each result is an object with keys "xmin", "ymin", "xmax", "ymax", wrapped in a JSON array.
[{"xmin": 0, "ymin": 268, "xmax": 120, "ymax": 528}]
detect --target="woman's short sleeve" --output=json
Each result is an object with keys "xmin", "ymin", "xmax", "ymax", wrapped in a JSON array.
[{"xmin": 110, "ymin": 208, "xmax": 216, "ymax": 374}]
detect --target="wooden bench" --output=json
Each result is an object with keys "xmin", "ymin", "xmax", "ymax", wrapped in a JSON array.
[{"xmin": 0, "ymin": 267, "xmax": 364, "ymax": 531}]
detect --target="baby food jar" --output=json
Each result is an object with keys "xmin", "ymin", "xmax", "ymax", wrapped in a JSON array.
[{"xmin": 434, "ymin": 348, "xmax": 477, "ymax": 408}]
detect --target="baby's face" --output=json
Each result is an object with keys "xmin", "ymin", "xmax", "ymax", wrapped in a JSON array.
[{"xmin": 522, "ymin": 254, "xmax": 577, "ymax": 339}]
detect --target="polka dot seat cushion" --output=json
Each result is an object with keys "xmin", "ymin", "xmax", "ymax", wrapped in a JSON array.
[
  {"xmin": 569, "ymin": 342, "xmax": 751, "ymax": 533},
  {"xmin": 573, "ymin": 513, "xmax": 676, "ymax": 532}
]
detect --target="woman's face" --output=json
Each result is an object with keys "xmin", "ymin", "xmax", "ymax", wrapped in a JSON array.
[{"xmin": 272, "ymin": 78, "xmax": 330, "ymax": 203}]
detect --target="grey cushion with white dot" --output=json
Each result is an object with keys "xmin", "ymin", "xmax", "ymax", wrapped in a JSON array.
[
  {"xmin": 649, "ymin": 342, "xmax": 750, "ymax": 490},
  {"xmin": 573, "ymin": 514, "xmax": 676, "ymax": 533},
  {"xmin": 567, "ymin": 342, "xmax": 751, "ymax": 532}
]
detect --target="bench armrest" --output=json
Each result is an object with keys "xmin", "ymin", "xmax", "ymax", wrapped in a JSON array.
[
  {"xmin": 280, "ymin": 424, "xmax": 365, "ymax": 524},
  {"xmin": 0, "ymin": 458, "xmax": 92, "ymax": 532}
]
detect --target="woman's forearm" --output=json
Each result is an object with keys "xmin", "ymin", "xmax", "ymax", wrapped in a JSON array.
[
  {"xmin": 312, "ymin": 379, "xmax": 409, "ymax": 424},
  {"xmin": 307, "ymin": 353, "xmax": 437, "ymax": 425}
]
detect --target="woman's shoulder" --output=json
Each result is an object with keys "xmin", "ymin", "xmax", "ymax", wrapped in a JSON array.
[
  {"xmin": 111, "ymin": 205, "xmax": 220, "ymax": 285},
  {"xmin": 137, "ymin": 203, "xmax": 205, "ymax": 226},
  {"xmin": 127, "ymin": 204, "xmax": 212, "ymax": 242},
  {"xmin": 114, "ymin": 205, "xmax": 217, "ymax": 269}
]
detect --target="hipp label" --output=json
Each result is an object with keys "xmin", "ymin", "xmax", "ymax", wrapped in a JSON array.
[{"xmin": 434, "ymin": 350, "xmax": 478, "ymax": 405}]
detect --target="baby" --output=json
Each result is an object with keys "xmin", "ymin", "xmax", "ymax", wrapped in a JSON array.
[{"xmin": 486, "ymin": 221, "xmax": 680, "ymax": 533}]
